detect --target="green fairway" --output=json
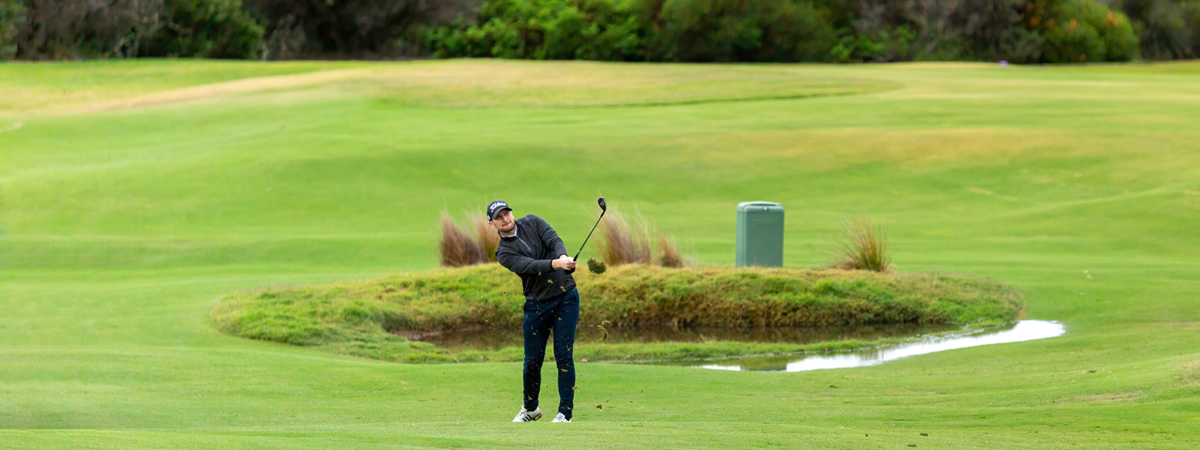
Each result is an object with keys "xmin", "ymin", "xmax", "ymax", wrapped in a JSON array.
[{"xmin": 2, "ymin": 59, "xmax": 1199, "ymax": 448}]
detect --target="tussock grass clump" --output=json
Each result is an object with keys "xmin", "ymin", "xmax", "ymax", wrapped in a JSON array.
[
  {"xmin": 599, "ymin": 209, "xmax": 687, "ymax": 267},
  {"xmin": 439, "ymin": 215, "xmax": 484, "ymax": 267},
  {"xmin": 438, "ymin": 213, "xmax": 496, "ymax": 267},
  {"xmin": 598, "ymin": 211, "xmax": 651, "ymax": 265},
  {"xmin": 836, "ymin": 217, "xmax": 890, "ymax": 272},
  {"xmin": 474, "ymin": 217, "xmax": 499, "ymax": 262},
  {"xmin": 657, "ymin": 234, "xmax": 683, "ymax": 268},
  {"xmin": 212, "ymin": 264, "xmax": 1022, "ymax": 363}
]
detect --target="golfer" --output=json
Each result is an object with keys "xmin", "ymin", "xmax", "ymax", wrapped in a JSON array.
[{"xmin": 487, "ymin": 200, "xmax": 578, "ymax": 423}]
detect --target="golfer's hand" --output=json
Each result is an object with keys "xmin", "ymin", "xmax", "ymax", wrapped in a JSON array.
[{"xmin": 552, "ymin": 255, "xmax": 576, "ymax": 271}]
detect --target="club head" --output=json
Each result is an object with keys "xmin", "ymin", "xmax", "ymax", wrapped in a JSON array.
[{"xmin": 598, "ymin": 197, "xmax": 607, "ymax": 212}]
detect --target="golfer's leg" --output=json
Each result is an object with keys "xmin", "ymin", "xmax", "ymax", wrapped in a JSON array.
[
  {"xmin": 523, "ymin": 301, "xmax": 552, "ymax": 411},
  {"xmin": 552, "ymin": 289, "xmax": 580, "ymax": 419}
]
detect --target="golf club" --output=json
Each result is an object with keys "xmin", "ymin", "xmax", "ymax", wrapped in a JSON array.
[{"xmin": 572, "ymin": 197, "xmax": 607, "ymax": 262}]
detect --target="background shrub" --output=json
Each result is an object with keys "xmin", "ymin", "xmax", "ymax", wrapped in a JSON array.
[
  {"xmin": 0, "ymin": 0, "xmax": 23, "ymax": 59},
  {"xmin": 821, "ymin": 0, "xmax": 1034, "ymax": 62},
  {"xmin": 644, "ymin": 0, "xmax": 835, "ymax": 62},
  {"xmin": 4, "ymin": 0, "xmax": 1197, "ymax": 62},
  {"xmin": 1026, "ymin": 0, "xmax": 1139, "ymax": 62},
  {"xmin": 425, "ymin": 0, "xmax": 1153, "ymax": 62},
  {"xmin": 141, "ymin": 0, "xmax": 262, "ymax": 58},
  {"xmin": 423, "ymin": 0, "xmax": 645, "ymax": 60},
  {"xmin": 245, "ymin": 0, "xmax": 476, "ymax": 59},
  {"xmin": 9, "ymin": 0, "xmax": 164, "ymax": 59},
  {"xmin": 1107, "ymin": 0, "xmax": 1200, "ymax": 59}
]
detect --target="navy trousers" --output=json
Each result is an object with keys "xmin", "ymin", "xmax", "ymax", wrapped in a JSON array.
[{"xmin": 522, "ymin": 288, "xmax": 579, "ymax": 419}]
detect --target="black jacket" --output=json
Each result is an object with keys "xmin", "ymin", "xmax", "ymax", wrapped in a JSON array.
[{"xmin": 496, "ymin": 214, "xmax": 577, "ymax": 301}]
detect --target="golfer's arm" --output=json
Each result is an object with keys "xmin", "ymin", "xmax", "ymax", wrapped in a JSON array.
[
  {"xmin": 535, "ymin": 216, "xmax": 570, "ymax": 259},
  {"xmin": 536, "ymin": 218, "xmax": 574, "ymax": 274},
  {"xmin": 497, "ymin": 251, "xmax": 555, "ymax": 275}
]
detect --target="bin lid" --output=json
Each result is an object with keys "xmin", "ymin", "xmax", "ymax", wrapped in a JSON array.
[{"xmin": 737, "ymin": 201, "xmax": 783, "ymax": 213}]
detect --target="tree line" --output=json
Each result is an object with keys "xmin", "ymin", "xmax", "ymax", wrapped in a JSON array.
[{"xmin": 1, "ymin": 0, "xmax": 1197, "ymax": 63}]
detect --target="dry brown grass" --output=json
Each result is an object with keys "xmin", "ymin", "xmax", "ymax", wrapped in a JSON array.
[
  {"xmin": 1183, "ymin": 359, "xmax": 1200, "ymax": 387},
  {"xmin": 1064, "ymin": 392, "xmax": 1143, "ymax": 403},
  {"xmin": 57, "ymin": 69, "xmax": 371, "ymax": 116},
  {"xmin": 474, "ymin": 216, "xmax": 499, "ymax": 263},
  {"xmin": 836, "ymin": 217, "xmax": 890, "ymax": 272},
  {"xmin": 658, "ymin": 234, "xmax": 684, "ymax": 268},
  {"xmin": 439, "ymin": 214, "xmax": 489, "ymax": 267},
  {"xmin": 598, "ymin": 209, "xmax": 688, "ymax": 268},
  {"xmin": 598, "ymin": 211, "xmax": 652, "ymax": 266}
]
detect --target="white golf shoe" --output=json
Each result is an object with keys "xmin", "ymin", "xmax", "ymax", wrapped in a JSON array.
[
  {"xmin": 551, "ymin": 412, "xmax": 571, "ymax": 423},
  {"xmin": 512, "ymin": 406, "xmax": 542, "ymax": 422}
]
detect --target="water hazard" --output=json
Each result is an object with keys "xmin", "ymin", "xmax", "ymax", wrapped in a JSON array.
[
  {"xmin": 687, "ymin": 320, "xmax": 1065, "ymax": 372},
  {"xmin": 402, "ymin": 322, "xmax": 958, "ymax": 352}
]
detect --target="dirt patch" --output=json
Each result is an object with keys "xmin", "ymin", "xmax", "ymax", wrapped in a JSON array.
[
  {"xmin": 1182, "ymin": 359, "xmax": 1200, "ymax": 387},
  {"xmin": 1066, "ymin": 392, "xmax": 1143, "ymax": 403},
  {"xmin": 61, "ymin": 68, "xmax": 371, "ymax": 115}
]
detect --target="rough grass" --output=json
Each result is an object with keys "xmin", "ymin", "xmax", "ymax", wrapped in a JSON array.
[
  {"xmin": 836, "ymin": 216, "xmax": 890, "ymax": 272},
  {"xmin": 211, "ymin": 264, "xmax": 1022, "ymax": 363},
  {"xmin": 1183, "ymin": 358, "xmax": 1200, "ymax": 388}
]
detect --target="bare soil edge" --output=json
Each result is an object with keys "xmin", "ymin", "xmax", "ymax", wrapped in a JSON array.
[
  {"xmin": 57, "ymin": 68, "xmax": 373, "ymax": 115},
  {"xmin": 42, "ymin": 66, "xmax": 898, "ymax": 115}
]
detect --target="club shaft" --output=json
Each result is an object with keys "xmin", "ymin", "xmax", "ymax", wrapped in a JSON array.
[{"xmin": 573, "ymin": 211, "xmax": 605, "ymax": 261}]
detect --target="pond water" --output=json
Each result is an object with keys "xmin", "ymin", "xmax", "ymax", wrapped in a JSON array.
[
  {"xmin": 401, "ymin": 322, "xmax": 958, "ymax": 352},
  {"xmin": 683, "ymin": 320, "xmax": 1065, "ymax": 372}
]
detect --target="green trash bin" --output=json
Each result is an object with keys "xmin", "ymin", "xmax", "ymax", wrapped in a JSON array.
[{"xmin": 736, "ymin": 201, "xmax": 784, "ymax": 267}]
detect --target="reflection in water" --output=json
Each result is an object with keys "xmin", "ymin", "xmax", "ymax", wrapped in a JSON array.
[
  {"xmin": 403, "ymin": 322, "xmax": 957, "ymax": 352},
  {"xmin": 693, "ymin": 320, "xmax": 1065, "ymax": 372}
]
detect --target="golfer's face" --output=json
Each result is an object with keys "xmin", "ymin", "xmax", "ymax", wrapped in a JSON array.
[{"xmin": 490, "ymin": 210, "xmax": 515, "ymax": 234}]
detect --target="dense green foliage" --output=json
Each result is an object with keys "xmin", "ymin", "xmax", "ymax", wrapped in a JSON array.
[
  {"xmin": 210, "ymin": 264, "xmax": 1022, "ymax": 362},
  {"xmin": 4, "ymin": 0, "xmax": 261, "ymax": 59},
  {"xmin": 0, "ymin": 0, "xmax": 20, "ymax": 59},
  {"xmin": 2, "ymin": 60, "xmax": 1200, "ymax": 447},
  {"xmin": 0, "ymin": 0, "xmax": 1188, "ymax": 61},
  {"xmin": 141, "ymin": 0, "xmax": 263, "ymax": 58},
  {"xmin": 242, "ymin": 0, "xmax": 476, "ymax": 59},
  {"xmin": 650, "ymin": 0, "xmax": 835, "ymax": 61},
  {"xmin": 422, "ymin": 0, "xmax": 647, "ymax": 60},
  {"xmin": 0, "ymin": 0, "xmax": 467, "ymax": 59},
  {"xmin": 1109, "ymin": 0, "xmax": 1200, "ymax": 59},
  {"xmin": 419, "ymin": 0, "xmax": 857, "ymax": 62},
  {"xmin": 423, "ymin": 0, "xmax": 1142, "ymax": 62},
  {"xmin": 1026, "ymin": 0, "xmax": 1141, "ymax": 62}
]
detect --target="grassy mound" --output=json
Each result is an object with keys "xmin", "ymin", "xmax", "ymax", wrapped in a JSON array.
[{"xmin": 211, "ymin": 264, "xmax": 1022, "ymax": 363}]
